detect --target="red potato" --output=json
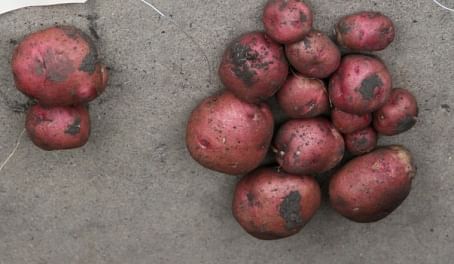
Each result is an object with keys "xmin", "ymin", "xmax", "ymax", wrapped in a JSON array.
[
  {"xmin": 373, "ymin": 88, "xmax": 418, "ymax": 136},
  {"xmin": 232, "ymin": 167, "xmax": 321, "ymax": 240},
  {"xmin": 331, "ymin": 108, "xmax": 372, "ymax": 134},
  {"xmin": 186, "ymin": 91, "xmax": 274, "ymax": 175},
  {"xmin": 262, "ymin": 0, "xmax": 313, "ymax": 44},
  {"xmin": 276, "ymin": 74, "xmax": 329, "ymax": 119},
  {"xmin": 329, "ymin": 55, "xmax": 392, "ymax": 114},
  {"xmin": 329, "ymin": 146, "xmax": 416, "ymax": 223},
  {"xmin": 218, "ymin": 32, "xmax": 288, "ymax": 103},
  {"xmin": 12, "ymin": 26, "xmax": 108, "ymax": 106},
  {"xmin": 26, "ymin": 104, "xmax": 90, "ymax": 151},
  {"xmin": 285, "ymin": 31, "xmax": 341, "ymax": 79},
  {"xmin": 335, "ymin": 11, "xmax": 395, "ymax": 51},
  {"xmin": 344, "ymin": 127, "xmax": 377, "ymax": 156},
  {"xmin": 273, "ymin": 118, "xmax": 345, "ymax": 175}
]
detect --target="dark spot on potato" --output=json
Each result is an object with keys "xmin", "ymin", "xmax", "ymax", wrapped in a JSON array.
[
  {"xmin": 278, "ymin": 1, "xmax": 287, "ymax": 11},
  {"xmin": 60, "ymin": 26, "xmax": 81, "ymax": 39},
  {"xmin": 396, "ymin": 115, "xmax": 416, "ymax": 133},
  {"xmin": 43, "ymin": 49, "xmax": 75, "ymax": 82},
  {"xmin": 303, "ymin": 37, "xmax": 311, "ymax": 49},
  {"xmin": 33, "ymin": 59, "xmax": 44, "ymax": 76},
  {"xmin": 356, "ymin": 137, "xmax": 369, "ymax": 147},
  {"xmin": 229, "ymin": 42, "xmax": 258, "ymax": 86},
  {"xmin": 333, "ymin": 195, "xmax": 349, "ymax": 209},
  {"xmin": 299, "ymin": 11, "xmax": 307, "ymax": 23},
  {"xmin": 79, "ymin": 45, "xmax": 98, "ymax": 74},
  {"xmin": 65, "ymin": 117, "xmax": 81, "ymax": 135},
  {"xmin": 337, "ymin": 21, "xmax": 351, "ymax": 34},
  {"xmin": 247, "ymin": 192, "xmax": 255, "ymax": 207},
  {"xmin": 359, "ymin": 74, "xmax": 383, "ymax": 101},
  {"xmin": 279, "ymin": 191, "xmax": 303, "ymax": 230}
]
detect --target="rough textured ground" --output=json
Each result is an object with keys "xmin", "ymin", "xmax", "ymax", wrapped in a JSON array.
[{"xmin": 0, "ymin": 0, "xmax": 453, "ymax": 263}]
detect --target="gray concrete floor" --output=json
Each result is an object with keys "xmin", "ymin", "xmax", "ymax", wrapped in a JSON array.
[{"xmin": 0, "ymin": 0, "xmax": 453, "ymax": 263}]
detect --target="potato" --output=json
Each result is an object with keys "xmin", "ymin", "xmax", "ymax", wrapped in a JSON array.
[
  {"xmin": 262, "ymin": 0, "xmax": 313, "ymax": 44},
  {"xmin": 373, "ymin": 88, "xmax": 418, "ymax": 136},
  {"xmin": 232, "ymin": 167, "xmax": 321, "ymax": 240},
  {"xmin": 273, "ymin": 118, "xmax": 344, "ymax": 175},
  {"xmin": 335, "ymin": 11, "xmax": 395, "ymax": 51},
  {"xmin": 12, "ymin": 26, "xmax": 108, "ymax": 106},
  {"xmin": 26, "ymin": 104, "xmax": 90, "ymax": 150},
  {"xmin": 276, "ymin": 73, "xmax": 329, "ymax": 119},
  {"xmin": 286, "ymin": 31, "xmax": 341, "ymax": 79},
  {"xmin": 186, "ymin": 91, "xmax": 274, "ymax": 175},
  {"xmin": 344, "ymin": 127, "xmax": 377, "ymax": 156},
  {"xmin": 329, "ymin": 146, "xmax": 416, "ymax": 223},
  {"xmin": 218, "ymin": 32, "xmax": 289, "ymax": 103},
  {"xmin": 329, "ymin": 55, "xmax": 392, "ymax": 114},
  {"xmin": 331, "ymin": 108, "xmax": 372, "ymax": 134}
]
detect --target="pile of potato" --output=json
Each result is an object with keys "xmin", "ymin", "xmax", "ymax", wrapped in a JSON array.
[
  {"xmin": 12, "ymin": 26, "xmax": 108, "ymax": 150},
  {"xmin": 186, "ymin": 0, "xmax": 418, "ymax": 240}
]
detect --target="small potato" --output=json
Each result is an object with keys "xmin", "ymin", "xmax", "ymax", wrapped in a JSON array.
[
  {"xmin": 26, "ymin": 104, "xmax": 90, "ymax": 151},
  {"xmin": 329, "ymin": 146, "xmax": 416, "ymax": 223},
  {"xmin": 218, "ymin": 32, "xmax": 289, "ymax": 103},
  {"xmin": 335, "ymin": 11, "xmax": 395, "ymax": 51},
  {"xmin": 331, "ymin": 108, "xmax": 372, "ymax": 134},
  {"xmin": 262, "ymin": 0, "xmax": 313, "ymax": 44},
  {"xmin": 286, "ymin": 31, "xmax": 341, "ymax": 79},
  {"xmin": 373, "ymin": 88, "xmax": 418, "ymax": 136},
  {"xmin": 344, "ymin": 127, "xmax": 377, "ymax": 156},
  {"xmin": 276, "ymin": 74, "xmax": 329, "ymax": 119},
  {"xmin": 329, "ymin": 55, "xmax": 392, "ymax": 114},
  {"xmin": 12, "ymin": 26, "xmax": 108, "ymax": 106},
  {"xmin": 273, "ymin": 118, "xmax": 344, "ymax": 175},
  {"xmin": 232, "ymin": 167, "xmax": 321, "ymax": 240},
  {"xmin": 186, "ymin": 91, "xmax": 274, "ymax": 175}
]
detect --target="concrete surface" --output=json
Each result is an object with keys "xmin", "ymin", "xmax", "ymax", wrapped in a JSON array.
[{"xmin": 0, "ymin": 0, "xmax": 453, "ymax": 263}]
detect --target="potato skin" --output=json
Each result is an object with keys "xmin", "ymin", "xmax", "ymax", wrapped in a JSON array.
[
  {"xmin": 262, "ymin": 0, "xmax": 313, "ymax": 44},
  {"xmin": 344, "ymin": 127, "xmax": 377, "ymax": 156},
  {"xmin": 336, "ymin": 11, "xmax": 395, "ymax": 51},
  {"xmin": 276, "ymin": 74, "xmax": 329, "ymax": 119},
  {"xmin": 12, "ymin": 26, "xmax": 108, "ymax": 106},
  {"xmin": 218, "ymin": 32, "xmax": 288, "ymax": 103},
  {"xmin": 331, "ymin": 108, "xmax": 372, "ymax": 134},
  {"xmin": 286, "ymin": 31, "xmax": 341, "ymax": 79},
  {"xmin": 232, "ymin": 167, "xmax": 321, "ymax": 240},
  {"xmin": 26, "ymin": 104, "xmax": 90, "ymax": 151},
  {"xmin": 329, "ymin": 146, "xmax": 416, "ymax": 223},
  {"xmin": 273, "ymin": 118, "xmax": 344, "ymax": 175},
  {"xmin": 373, "ymin": 88, "xmax": 418, "ymax": 136},
  {"xmin": 329, "ymin": 55, "xmax": 392, "ymax": 114},
  {"xmin": 186, "ymin": 91, "xmax": 274, "ymax": 175}
]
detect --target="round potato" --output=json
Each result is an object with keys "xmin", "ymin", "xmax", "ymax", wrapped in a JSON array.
[
  {"xmin": 329, "ymin": 54, "xmax": 392, "ymax": 114},
  {"xmin": 273, "ymin": 118, "xmax": 344, "ymax": 175},
  {"xmin": 232, "ymin": 167, "xmax": 321, "ymax": 240},
  {"xmin": 186, "ymin": 91, "xmax": 274, "ymax": 175},
  {"xmin": 218, "ymin": 31, "xmax": 288, "ymax": 103}
]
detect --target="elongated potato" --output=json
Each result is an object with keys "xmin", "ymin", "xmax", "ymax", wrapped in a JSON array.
[
  {"xmin": 329, "ymin": 146, "xmax": 416, "ymax": 223},
  {"xmin": 335, "ymin": 11, "xmax": 395, "ymax": 51}
]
